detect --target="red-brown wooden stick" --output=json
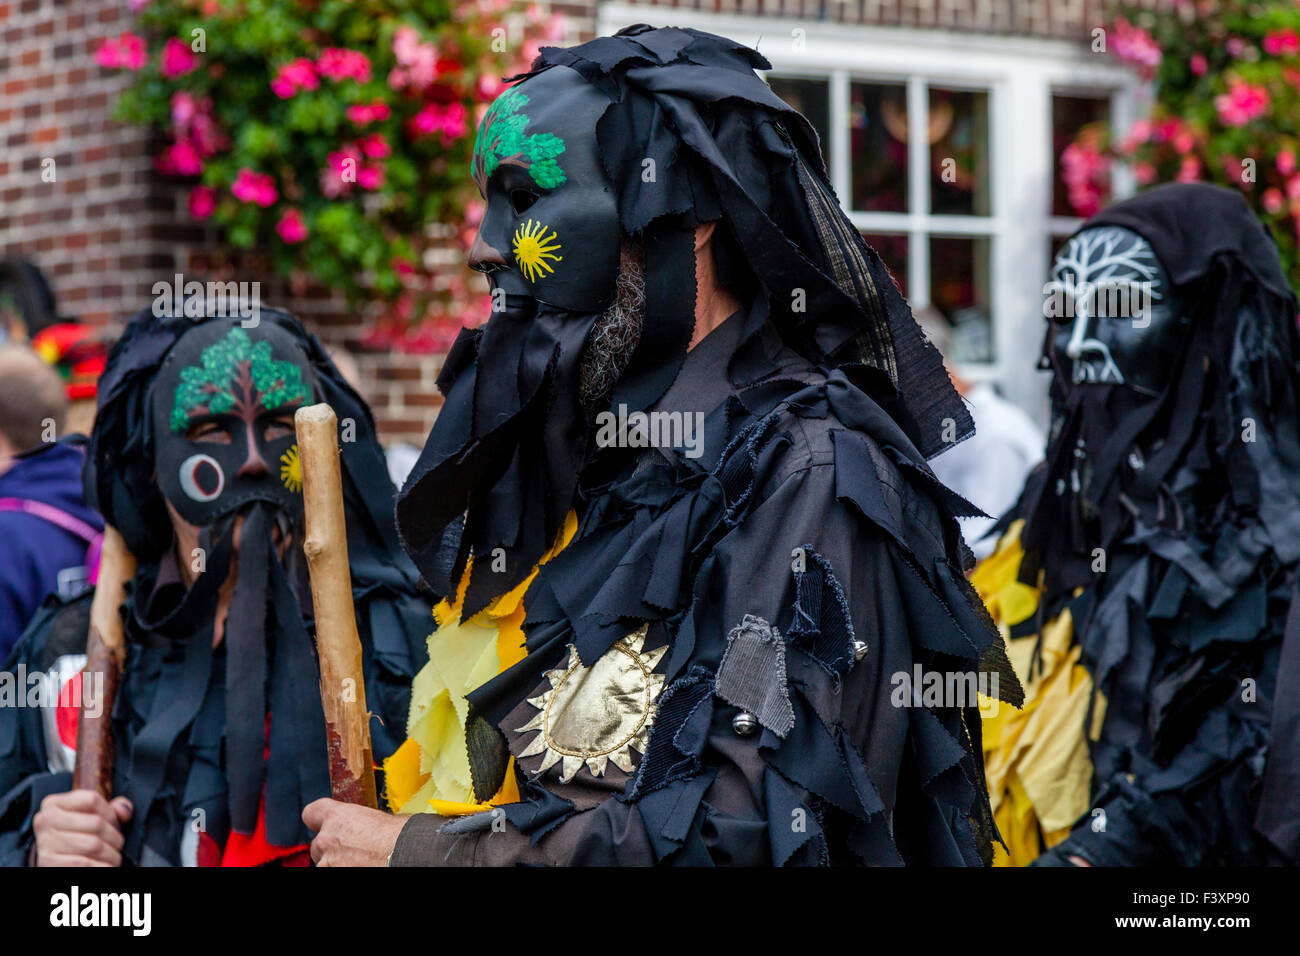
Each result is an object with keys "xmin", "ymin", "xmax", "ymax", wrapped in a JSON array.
[
  {"xmin": 73, "ymin": 526, "xmax": 136, "ymax": 798},
  {"xmin": 295, "ymin": 403, "xmax": 378, "ymax": 808}
]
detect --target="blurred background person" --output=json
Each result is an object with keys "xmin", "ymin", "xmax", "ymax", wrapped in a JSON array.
[
  {"xmin": 0, "ymin": 345, "xmax": 103, "ymax": 658},
  {"xmin": 918, "ymin": 307, "xmax": 1044, "ymax": 559}
]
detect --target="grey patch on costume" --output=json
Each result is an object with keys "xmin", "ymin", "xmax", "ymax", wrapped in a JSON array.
[
  {"xmin": 715, "ymin": 614, "xmax": 795, "ymax": 738},
  {"xmin": 437, "ymin": 810, "xmax": 499, "ymax": 835}
]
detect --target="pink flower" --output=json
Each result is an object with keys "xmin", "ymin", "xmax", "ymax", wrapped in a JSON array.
[
  {"xmin": 409, "ymin": 102, "xmax": 467, "ymax": 141},
  {"xmin": 357, "ymin": 164, "xmax": 385, "ymax": 190},
  {"xmin": 477, "ymin": 73, "xmax": 506, "ymax": 101},
  {"xmin": 1263, "ymin": 187, "xmax": 1285, "ymax": 214},
  {"xmin": 322, "ymin": 147, "xmax": 362, "ymax": 197},
  {"xmin": 1110, "ymin": 17, "xmax": 1162, "ymax": 76},
  {"xmin": 188, "ymin": 185, "xmax": 216, "ymax": 220},
  {"xmin": 1176, "ymin": 156, "xmax": 1201, "ymax": 182},
  {"xmin": 1061, "ymin": 138, "xmax": 1110, "ymax": 217},
  {"xmin": 1173, "ymin": 130, "xmax": 1196, "ymax": 154},
  {"xmin": 389, "ymin": 27, "xmax": 439, "ymax": 91},
  {"xmin": 171, "ymin": 91, "xmax": 200, "ymax": 126},
  {"xmin": 1263, "ymin": 29, "xmax": 1300, "ymax": 56},
  {"xmin": 188, "ymin": 113, "xmax": 224, "ymax": 157},
  {"xmin": 160, "ymin": 37, "xmax": 198, "ymax": 79},
  {"xmin": 360, "ymin": 134, "xmax": 390, "ymax": 159},
  {"xmin": 271, "ymin": 59, "xmax": 319, "ymax": 99},
  {"xmin": 1133, "ymin": 162, "xmax": 1157, "ymax": 186},
  {"xmin": 345, "ymin": 102, "xmax": 392, "ymax": 125},
  {"xmin": 231, "ymin": 168, "xmax": 278, "ymax": 207},
  {"xmin": 1190, "ymin": 53, "xmax": 1207, "ymax": 76},
  {"xmin": 1119, "ymin": 118, "xmax": 1152, "ymax": 154},
  {"xmin": 276, "ymin": 209, "xmax": 309, "ymax": 244},
  {"xmin": 1287, "ymin": 175, "xmax": 1300, "ymax": 200},
  {"xmin": 1226, "ymin": 37, "xmax": 1248, "ymax": 58},
  {"xmin": 1215, "ymin": 79, "xmax": 1270, "ymax": 127},
  {"xmin": 1279, "ymin": 150, "xmax": 1297, "ymax": 176},
  {"xmin": 94, "ymin": 31, "xmax": 148, "ymax": 71},
  {"xmin": 155, "ymin": 139, "xmax": 203, "ymax": 177},
  {"xmin": 316, "ymin": 48, "xmax": 371, "ymax": 84}
]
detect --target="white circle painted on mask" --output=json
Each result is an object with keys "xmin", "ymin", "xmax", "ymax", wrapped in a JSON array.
[{"xmin": 178, "ymin": 453, "xmax": 225, "ymax": 502}]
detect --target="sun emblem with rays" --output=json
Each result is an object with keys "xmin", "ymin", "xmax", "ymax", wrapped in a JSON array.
[
  {"xmin": 516, "ymin": 625, "xmax": 666, "ymax": 783},
  {"xmin": 512, "ymin": 218, "xmax": 563, "ymax": 283},
  {"xmin": 279, "ymin": 444, "xmax": 303, "ymax": 493}
]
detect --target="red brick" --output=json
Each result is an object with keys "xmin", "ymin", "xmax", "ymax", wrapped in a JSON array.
[{"xmin": 404, "ymin": 391, "xmax": 445, "ymax": 408}]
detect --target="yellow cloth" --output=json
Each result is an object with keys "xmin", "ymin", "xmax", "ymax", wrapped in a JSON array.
[
  {"xmin": 973, "ymin": 520, "xmax": 1104, "ymax": 866},
  {"xmin": 383, "ymin": 511, "xmax": 579, "ymax": 815}
]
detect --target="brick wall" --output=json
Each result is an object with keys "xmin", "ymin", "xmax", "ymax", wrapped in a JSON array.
[{"xmin": 0, "ymin": 0, "xmax": 600, "ymax": 449}]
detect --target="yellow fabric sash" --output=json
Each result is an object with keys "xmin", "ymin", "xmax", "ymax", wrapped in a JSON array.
[
  {"xmin": 383, "ymin": 511, "xmax": 579, "ymax": 816},
  {"xmin": 973, "ymin": 520, "xmax": 1105, "ymax": 866}
]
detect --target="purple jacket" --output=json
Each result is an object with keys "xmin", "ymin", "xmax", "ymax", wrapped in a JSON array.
[{"xmin": 0, "ymin": 439, "xmax": 102, "ymax": 659}]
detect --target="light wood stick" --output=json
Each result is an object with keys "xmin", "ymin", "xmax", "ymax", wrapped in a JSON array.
[
  {"xmin": 295, "ymin": 403, "xmax": 377, "ymax": 808},
  {"xmin": 73, "ymin": 525, "xmax": 136, "ymax": 798}
]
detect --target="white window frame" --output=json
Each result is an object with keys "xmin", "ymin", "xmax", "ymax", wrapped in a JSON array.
[{"xmin": 598, "ymin": 4, "xmax": 1144, "ymax": 420}]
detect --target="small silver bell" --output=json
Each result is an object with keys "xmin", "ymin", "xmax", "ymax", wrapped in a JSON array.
[
  {"xmin": 731, "ymin": 711, "xmax": 758, "ymax": 736},
  {"xmin": 852, "ymin": 639, "xmax": 868, "ymax": 662}
]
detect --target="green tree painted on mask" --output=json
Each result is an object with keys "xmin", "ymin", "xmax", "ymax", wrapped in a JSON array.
[
  {"xmin": 473, "ymin": 87, "xmax": 567, "ymax": 190},
  {"xmin": 171, "ymin": 326, "xmax": 312, "ymax": 433}
]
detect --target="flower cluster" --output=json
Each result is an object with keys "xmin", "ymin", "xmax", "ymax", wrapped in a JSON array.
[
  {"xmin": 1069, "ymin": 2, "xmax": 1300, "ymax": 289},
  {"xmin": 106, "ymin": 1, "xmax": 567, "ymax": 349}
]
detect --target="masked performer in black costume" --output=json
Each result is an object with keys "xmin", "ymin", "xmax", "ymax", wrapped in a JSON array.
[
  {"xmin": 0, "ymin": 306, "xmax": 430, "ymax": 866},
  {"xmin": 976, "ymin": 182, "xmax": 1300, "ymax": 867},
  {"xmin": 306, "ymin": 24, "xmax": 1021, "ymax": 868}
]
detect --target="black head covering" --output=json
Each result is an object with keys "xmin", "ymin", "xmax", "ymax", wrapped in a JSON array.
[
  {"xmin": 397, "ymin": 24, "xmax": 968, "ymax": 614},
  {"xmin": 85, "ymin": 304, "xmax": 419, "ymax": 857},
  {"xmin": 1021, "ymin": 182, "xmax": 1300, "ymax": 595}
]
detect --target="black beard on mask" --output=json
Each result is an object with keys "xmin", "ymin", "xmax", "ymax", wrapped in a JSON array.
[{"xmin": 397, "ymin": 242, "xmax": 648, "ymax": 618}]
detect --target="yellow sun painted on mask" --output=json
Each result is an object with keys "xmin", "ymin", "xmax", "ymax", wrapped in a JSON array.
[
  {"xmin": 512, "ymin": 218, "xmax": 563, "ymax": 283},
  {"xmin": 280, "ymin": 444, "xmax": 303, "ymax": 493},
  {"xmin": 515, "ymin": 624, "xmax": 666, "ymax": 784}
]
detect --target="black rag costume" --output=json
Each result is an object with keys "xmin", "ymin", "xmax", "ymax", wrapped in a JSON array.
[
  {"xmin": 978, "ymin": 183, "xmax": 1300, "ymax": 866},
  {"xmin": 0, "ymin": 307, "xmax": 430, "ymax": 866},
  {"xmin": 388, "ymin": 25, "xmax": 1021, "ymax": 866}
]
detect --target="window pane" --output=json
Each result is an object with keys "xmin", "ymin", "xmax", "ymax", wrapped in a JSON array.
[
  {"xmin": 850, "ymin": 82, "xmax": 908, "ymax": 213},
  {"xmin": 769, "ymin": 76, "xmax": 831, "ymax": 171},
  {"xmin": 929, "ymin": 88, "xmax": 990, "ymax": 216},
  {"xmin": 930, "ymin": 235, "xmax": 993, "ymax": 363},
  {"xmin": 861, "ymin": 232, "xmax": 908, "ymax": 297},
  {"xmin": 1052, "ymin": 94, "xmax": 1110, "ymax": 217}
]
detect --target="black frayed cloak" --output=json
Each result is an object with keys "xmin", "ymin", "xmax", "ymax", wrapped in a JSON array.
[{"xmin": 1000, "ymin": 183, "xmax": 1300, "ymax": 865}]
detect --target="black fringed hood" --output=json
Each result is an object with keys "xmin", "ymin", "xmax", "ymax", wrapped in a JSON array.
[
  {"xmin": 1020, "ymin": 182, "xmax": 1300, "ymax": 599},
  {"xmin": 396, "ymin": 24, "xmax": 968, "ymax": 615}
]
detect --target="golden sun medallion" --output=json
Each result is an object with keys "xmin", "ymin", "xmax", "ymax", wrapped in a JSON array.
[
  {"xmin": 516, "ymin": 625, "xmax": 666, "ymax": 783},
  {"xmin": 279, "ymin": 444, "xmax": 303, "ymax": 493},
  {"xmin": 512, "ymin": 218, "xmax": 563, "ymax": 283}
]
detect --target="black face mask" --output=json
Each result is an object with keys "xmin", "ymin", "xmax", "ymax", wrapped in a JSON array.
[
  {"xmin": 1047, "ymin": 225, "xmax": 1189, "ymax": 397},
  {"xmin": 469, "ymin": 65, "xmax": 622, "ymax": 312},
  {"xmin": 150, "ymin": 320, "xmax": 315, "ymax": 526}
]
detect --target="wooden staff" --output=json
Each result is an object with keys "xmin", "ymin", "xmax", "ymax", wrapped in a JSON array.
[
  {"xmin": 295, "ymin": 403, "xmax": 378, "ymax": 808},
  {"xmin": 73, "ymin": 526, "xmax": 137, "ymax": 798}
]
